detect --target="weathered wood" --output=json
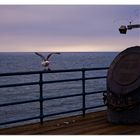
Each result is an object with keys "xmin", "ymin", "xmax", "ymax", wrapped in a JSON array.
[{"xmin": 0, "ymin": 110, "xmax": 140, "ymax": 135}]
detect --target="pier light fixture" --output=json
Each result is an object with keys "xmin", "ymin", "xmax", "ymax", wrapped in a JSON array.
[
  {"xmin": 119, "ymin": 25, "xmax": 127, "ymax": 34},
  {"xmin": 119, "ymin": 23, "xmax": 140, "ymax": 34}
]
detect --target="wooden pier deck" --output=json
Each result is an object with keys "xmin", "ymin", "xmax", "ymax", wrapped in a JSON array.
[{"xmin": 0, "ymin": 110, "xmax": 140, "ymax": 135}]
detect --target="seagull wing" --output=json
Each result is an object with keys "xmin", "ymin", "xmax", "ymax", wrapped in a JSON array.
[
  {"xmin": 35, "ymin": 52, "xmax": 46, "ymax": 60},
  {"xmin": 47, "ymin": 52, "xmax": 61, "ymax": 60}
]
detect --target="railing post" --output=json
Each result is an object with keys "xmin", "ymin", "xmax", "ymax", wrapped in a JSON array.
[
  {"xmin": 39, "ymin": 72, "xmax": 43, "ymax": 124},
  {"xmin": 82, "ymin": 69, "xmax": 86, "ymax": 117}
]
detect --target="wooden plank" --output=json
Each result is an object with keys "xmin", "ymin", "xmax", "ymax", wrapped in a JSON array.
[
  {"xmin": 0, "ymin": 111, "xmax": 106, "ymax": 135},
  {"xmin": 0, "ymin": 110, "xmax": 140, "ymax": 135}
]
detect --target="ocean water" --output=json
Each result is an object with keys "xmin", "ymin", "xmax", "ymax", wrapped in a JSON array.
[{"xmin": 0, "ymin": 52, "xmax": 118, "ymax": 127}]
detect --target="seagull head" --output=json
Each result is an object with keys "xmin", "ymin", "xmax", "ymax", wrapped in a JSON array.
[{"xmin": 42, "ymin": 60, "xmax": 49, "ymax": 67}]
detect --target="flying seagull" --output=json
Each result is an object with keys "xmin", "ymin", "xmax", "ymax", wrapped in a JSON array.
[{"xmin": 35, "ymin": 52, "xmax": 61, "ymax": 71}]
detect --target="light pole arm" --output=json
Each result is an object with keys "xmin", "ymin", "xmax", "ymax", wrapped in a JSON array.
[
  {"xmin": 127, "ymin": 24, "xmax": 140, "ymax": 30},
  {"xmin": 119, "ymin": 24, "xmax": 140, "ymax": 34}
]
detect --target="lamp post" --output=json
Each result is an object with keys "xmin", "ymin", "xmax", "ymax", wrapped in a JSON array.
[{"xmin": 119, "ymin": 23, "xmax": 140, "ymax": 34}]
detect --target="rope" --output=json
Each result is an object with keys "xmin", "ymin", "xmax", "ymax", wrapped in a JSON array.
[{"xmin": 103, "ymin": 91, "xmax": 140, "ymax": 111}]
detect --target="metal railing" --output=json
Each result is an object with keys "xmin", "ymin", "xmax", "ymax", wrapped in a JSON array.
[{"xmin": 0, "ymin": 67, "xmax": 108, "ymax": 126}]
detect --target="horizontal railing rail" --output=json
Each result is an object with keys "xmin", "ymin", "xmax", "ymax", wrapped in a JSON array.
[
  {"xmin": 0, "ymin": 67, "xmax": 108, "ymax": 76},
  {"xmin": 0, "ymin": 67, "xmax": 109, "ymax": 126}
]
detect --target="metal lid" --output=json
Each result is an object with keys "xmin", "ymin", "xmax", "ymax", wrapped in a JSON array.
[{"xmin": 107, "ymin": 46, "xmax": 140, "ymax": 95}]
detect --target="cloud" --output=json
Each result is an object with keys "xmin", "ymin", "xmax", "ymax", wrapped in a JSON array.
[{"xmin": 0, "ymin": 5, "xmax": 139, "ymax": 51}]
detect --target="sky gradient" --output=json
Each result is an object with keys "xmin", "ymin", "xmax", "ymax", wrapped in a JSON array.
[{"xmin": 0, "ymin": 5, "xmax": 139, "ymax": 52}]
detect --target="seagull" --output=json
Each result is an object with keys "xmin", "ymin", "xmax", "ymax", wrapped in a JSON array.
[{"xmin": 35, "ymin": 52, "xmax": 61, "ymax": 71}]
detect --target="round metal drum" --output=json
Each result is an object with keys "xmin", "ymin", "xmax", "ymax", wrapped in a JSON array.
[
  {"xmin": 107, "ymin": 46, "xmax": 140, "ymax": 95},
  {"xmin": 107, "ymin": 46, "xmax": 140, "ymax": 124}
]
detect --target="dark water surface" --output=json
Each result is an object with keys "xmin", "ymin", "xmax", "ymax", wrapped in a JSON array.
[{"xmin": 0, "ymin": 52, "xmax": 118, "ymax": 128}]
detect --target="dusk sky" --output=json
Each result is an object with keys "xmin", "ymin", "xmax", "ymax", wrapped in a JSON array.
[{"xmin": 0, "ymin": 5, "xmax": 139, "ymax": 52}]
